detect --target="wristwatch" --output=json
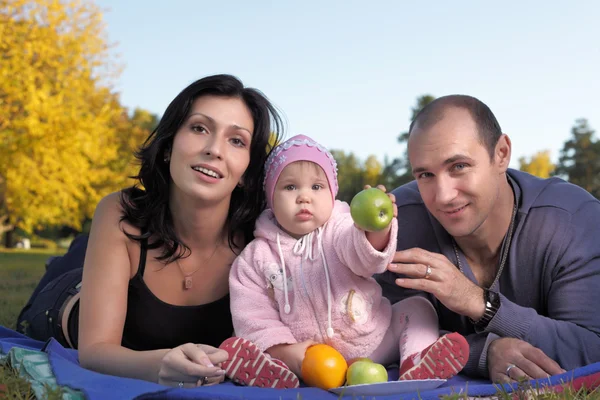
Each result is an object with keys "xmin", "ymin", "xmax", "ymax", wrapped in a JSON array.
[{"xmin": 471, "ymin": 289, "xmax": 500, "ymax": 331}]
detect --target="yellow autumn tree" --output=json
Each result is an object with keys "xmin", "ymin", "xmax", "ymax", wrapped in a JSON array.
[
  {"xmin": 103, "ymin": 107, "xmax": 159, "ymax": 206},
  {"xmin": 363, "ymin": 155, "xmax": 383, "ymax": 186},
  {"xmin": 518, "ymin": 150, "xmax": 556, "ymax": 178},
  {"xmin": 266, "ymin": 132, "xmax": 280, "ymax": 153},
  {"xmin": 0, "ymin": 0, "xmax": 126, "ymax": 235}
]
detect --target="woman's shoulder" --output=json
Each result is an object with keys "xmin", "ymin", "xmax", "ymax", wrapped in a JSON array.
[
  {"xmin": 92, "ymin": 191, "xmax": 141, "ymax": 238},
  {"xmin": 93, "ymin": 192, "xmax": 125, "ymax": 222}
]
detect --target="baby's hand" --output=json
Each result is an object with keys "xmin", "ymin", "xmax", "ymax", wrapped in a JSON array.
[
  {"xmin": 363, "ymin": 184, "xmax": 398, "ymax": 218},
  {"xmin": 266, "ymin": 340, "xmax": 317, "ymax": 377}
]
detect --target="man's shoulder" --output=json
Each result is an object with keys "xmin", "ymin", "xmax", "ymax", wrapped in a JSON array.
[
  {"xmin": 390, "ymin": 181, "xmax": 439, "ymax": 249},
  {"xmin": 511, "ymin": 169, "xmax": 599, "ymax": 215},
  {"xmin": 390, "ymin": 180, "xmax": 425, "ymax": 208}
]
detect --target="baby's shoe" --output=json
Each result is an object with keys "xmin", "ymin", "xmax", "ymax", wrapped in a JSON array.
[
  {"xmin": 398, "ymin": 332, "xmax": 469, "ymax": 380},
  {"xmin": 219, "ymin": 337, "xmax": 300, "ymax": 389}
]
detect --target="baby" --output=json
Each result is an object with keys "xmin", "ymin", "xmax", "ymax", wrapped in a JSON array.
[{"xmin": 220, "ymin": 135, "xmax": 468, "ymax": 388}]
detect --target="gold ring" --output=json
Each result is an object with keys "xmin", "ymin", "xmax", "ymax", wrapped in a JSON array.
[{"xmin": 424, "ymin": 265, "xmax": 432, "ymax": 279}]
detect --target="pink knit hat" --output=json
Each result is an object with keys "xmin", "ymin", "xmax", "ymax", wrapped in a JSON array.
[{"xmin": 264, "ymin": 135, "xmax": 338, "ymax": 210}]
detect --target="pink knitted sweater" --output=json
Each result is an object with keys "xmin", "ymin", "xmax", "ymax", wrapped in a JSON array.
[{"xmin": 229, "ymin": 200, "xmax": 398, "ymax": 359}]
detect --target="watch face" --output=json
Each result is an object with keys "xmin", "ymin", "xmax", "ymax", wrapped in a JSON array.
[
  {"xmin": 487, "ymin": 290, "xmax": 501, "ymax": 307},
  {"xmin": 473, "ymin": 290, "xmax": 501, "ymax": 331}
]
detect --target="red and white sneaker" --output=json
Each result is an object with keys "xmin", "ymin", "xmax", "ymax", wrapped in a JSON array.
[
  {"xmin": 219, "ymin": 337, "xmax": 300, "ymax": 389},
  {"xmin": 398, "ymin": 332, "xmax": 469, "ymax": 380}
]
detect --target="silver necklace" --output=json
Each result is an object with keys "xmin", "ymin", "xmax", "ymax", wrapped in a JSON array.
[{"xmin": 451, "ymin": 198, "xmax": 518, "ymax": 290}]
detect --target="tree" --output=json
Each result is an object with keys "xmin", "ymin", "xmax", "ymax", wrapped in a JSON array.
[
  {"xmin": 362, "ymin": 155, "xmax": 382, "ymax": 186},
  {"xmin": 378, "ymin": 156, "xmax": 406, "ymax": 192},
  {"xmin": 267, "ymin": 132, "xmax": 279, "ymax": 153},
  {"xmin": 107, "ymin": 108, "xmax": 159, "ymax": 195},
  {"xmin": 395, "ymin": 95, "xmax": 436, "ymax": 184},
  {"xmin": 330, "ymin": 151, "xmax": 387, "ymax": 203},
  {"xmin": 330, "ymin": 150, "xmax": 366, "ymax": 203},
  {"xmin": 518, "ymin": 150, "xmax": 555, "ymax": 178},
  {"xmin": 555, "ymin": 119, "xmax": 600, "ymax": 198},
  {"xmin": 0, "ymin": 0, "xmax": 125, "ymax": 241}
]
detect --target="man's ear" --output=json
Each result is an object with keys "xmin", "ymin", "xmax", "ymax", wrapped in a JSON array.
[{"xmin": 494, "ymin": 134, "xmax": 512, "ymax": 172}]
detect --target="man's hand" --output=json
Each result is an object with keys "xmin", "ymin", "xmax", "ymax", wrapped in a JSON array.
[
  {"xmin": 387, "ymin": 248, "xmax": 485, "ymax": 320},
  {"xmin": 487, "ymin": 338, "xmax": 565, "ymax": 383}
]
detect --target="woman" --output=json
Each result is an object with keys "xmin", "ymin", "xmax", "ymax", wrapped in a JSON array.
[{"xmin": 16, "ymin": 74, "xmax": 284, "ymax": 388}]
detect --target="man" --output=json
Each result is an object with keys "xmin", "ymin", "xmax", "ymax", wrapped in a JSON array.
[{"xmin": 377, "ymin": 95, "xmax": 600, "ymax": 382}]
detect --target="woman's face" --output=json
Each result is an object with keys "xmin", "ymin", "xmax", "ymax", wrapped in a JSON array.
[{"xmin": 169, "ymin": 95, "xmax": 254, "ymax": 206}]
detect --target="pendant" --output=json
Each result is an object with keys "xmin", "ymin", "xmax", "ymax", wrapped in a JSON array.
[{"xmin": 184, "ymin": 277, "xmax": 193, "ymax": 290}]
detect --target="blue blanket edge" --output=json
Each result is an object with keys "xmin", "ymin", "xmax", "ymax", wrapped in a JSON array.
[{"xmin": 2, "ymin": 326, "xmax": 599, "ymax": 400}]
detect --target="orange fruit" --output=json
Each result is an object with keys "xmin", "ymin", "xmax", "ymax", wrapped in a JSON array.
[{"xmin": 301, "ymin": 344, "xmax": 348, "ymax": 390}]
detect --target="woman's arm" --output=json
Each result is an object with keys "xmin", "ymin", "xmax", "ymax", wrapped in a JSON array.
[
  {"xmin": 78, "ymin": 192, "xmax": 165, "ymax": 380},
  {"xmin": 78, "ymin": 193, "xmax": 226, "ymax": 384}
]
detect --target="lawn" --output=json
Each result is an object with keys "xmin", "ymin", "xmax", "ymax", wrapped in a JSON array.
[
  {"xmin": 0, "ymin": 248, "xmax": 65, "ymax": 399},
  {"xmin": 0, "ymin": 248, "xmax": 64, "ymax": 330}
]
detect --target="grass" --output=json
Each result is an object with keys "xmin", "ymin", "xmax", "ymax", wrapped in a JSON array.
[
  {"xmin": 0, "ymin": 248, "xmax": 64, "ymax": 330},
  {"xmin": 0, "ymin": 249, "xmax": 599, "ymax": 399},
  {"xmin": 0, "ymin": 363, "xmax": 65, "ymax": 400},
  {"xmin": 439, "ymin": 378, "xmax": 600, "ymax": 399},
  {"xmin": 0, "ymin": 248, "xmax": 65, "ymax": 399}
]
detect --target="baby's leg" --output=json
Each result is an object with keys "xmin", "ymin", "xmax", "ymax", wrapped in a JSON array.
[
  {"xmin": 219, "ymin": 337, "xmax": 299, "ymax": 388},
  {"xmin": 369, "ymin": 296, "xmax": 438, "ymax": 366},
  {"xmin": 394, "ymin": 296, "xmax": 440, "ymax": 366},
  {"xmin": 393, "ymin": 297, "xmax": 469, "ymax": 380}
]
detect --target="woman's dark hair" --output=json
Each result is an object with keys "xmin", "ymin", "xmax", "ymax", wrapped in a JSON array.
[{"xmin": 119, "ymin": 74, "xmax": 284, "ymax": 262}]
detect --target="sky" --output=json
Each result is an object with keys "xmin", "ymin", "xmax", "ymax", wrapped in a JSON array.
[{"xmin": 95, "ymin": 1, "xmax": 600, "ymax": 169}]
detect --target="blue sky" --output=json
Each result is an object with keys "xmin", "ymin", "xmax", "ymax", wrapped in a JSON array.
[{"xmin": 96, "ymin": 1, "xmax": 600, "ymax": 168}]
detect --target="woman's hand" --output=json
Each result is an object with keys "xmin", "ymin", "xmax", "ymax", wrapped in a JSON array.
[{"xmin": 157, "ymin": 343, "xmax": 228, "ymax": 388}]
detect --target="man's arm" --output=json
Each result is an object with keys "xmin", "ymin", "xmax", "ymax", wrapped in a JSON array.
[
  {"xmin": 481, "ymin": 201, "xmax": 600, "ymax": 371},
  {"xmin": 382, "ymin": 202, "xmax": 600, "ymax": 375}
]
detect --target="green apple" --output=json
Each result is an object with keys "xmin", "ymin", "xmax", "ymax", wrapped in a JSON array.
[
  {"xmin": 350, "ymin": 188, "xmax": 394, "ymax": 232},
  {"xmin": 345, "ymin": 360, "xmax": 388, "ymax": 386},
  {"xmin": 346, "ymin": 357, "xmax": 373, "ymax": 367}
]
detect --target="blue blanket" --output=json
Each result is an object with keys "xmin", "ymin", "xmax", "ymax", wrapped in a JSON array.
[{"xmin": 1, "ymin": 326, "xmax": 598, "ymax": 400}]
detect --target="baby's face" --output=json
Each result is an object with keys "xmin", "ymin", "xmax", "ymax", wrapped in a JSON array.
[{"xmin": 271, "ymin": 161, "xmax": 333, "ymax": 239}]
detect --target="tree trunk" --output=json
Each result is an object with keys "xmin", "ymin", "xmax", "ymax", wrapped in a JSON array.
[
  {"xmin": 3, "ymin": 228, "xmax": 15, "ymax": 248},
  {"xmin": 1, "ymin": 214, "xmax": 15, "ymax": 248}
]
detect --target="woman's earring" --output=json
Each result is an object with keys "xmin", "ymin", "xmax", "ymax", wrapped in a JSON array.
[{"xmin": 164, "ymin": 154, "xmax": 170, "ymax": 163}]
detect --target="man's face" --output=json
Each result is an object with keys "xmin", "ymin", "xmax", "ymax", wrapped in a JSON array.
[{"xmin": 408, "ymin": 107, "xmax": 506, "ymax": 238}]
